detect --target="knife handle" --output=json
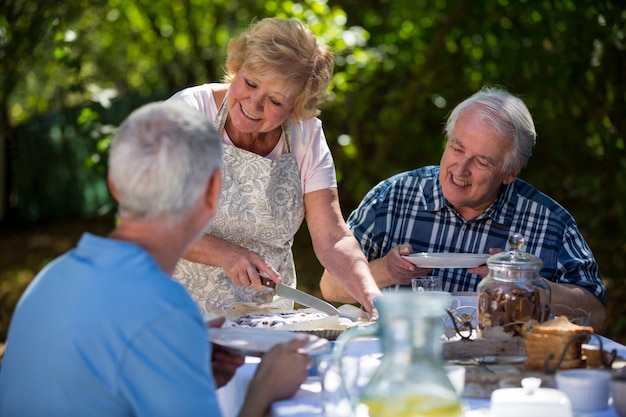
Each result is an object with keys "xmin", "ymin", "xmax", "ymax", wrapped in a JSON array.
[{"xmin": 258, "ymin": 273, "xmax": 276, "ymax": 289}]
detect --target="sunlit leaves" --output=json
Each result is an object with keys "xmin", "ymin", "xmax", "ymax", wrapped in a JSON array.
[{"xmin": 76, "ymin": 107, "xmax": 99, "ymax": 126}]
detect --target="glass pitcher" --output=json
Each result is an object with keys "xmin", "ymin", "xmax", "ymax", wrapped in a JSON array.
[
  {"xmin": 333, "ymin": 290, "xmax": 462, "ymax": 417},
  {"xmin": 476, "ymin": 233, "xmax": 551, "ymax": 339}
]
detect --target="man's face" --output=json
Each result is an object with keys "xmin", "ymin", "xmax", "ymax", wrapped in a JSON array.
[{"xmin": 439, "ymin": 110, "xmax": 517, "ymax": 221}]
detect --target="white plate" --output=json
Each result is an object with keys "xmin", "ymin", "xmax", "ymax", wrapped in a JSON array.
[
  {"xmin": 402, "ymin": 252, "xmax": 490, "ymax": 268},
  {"xmin": 208, "ymin": 327, "xmax": 331, "ymax": 357}
]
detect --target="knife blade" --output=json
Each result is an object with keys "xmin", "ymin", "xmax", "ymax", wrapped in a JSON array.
[{"xmin": 259, "ymin": 275, "xmax": 342, "ymax": 317}]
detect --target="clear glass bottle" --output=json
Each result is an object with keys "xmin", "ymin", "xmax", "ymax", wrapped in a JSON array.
[
  {"xmin": 334, "ymin": 291, "xmax": 462, "ymax": 417},
  {"xmin": 477, "ymin": 234, "xmax": 551, "ymax": 339}
]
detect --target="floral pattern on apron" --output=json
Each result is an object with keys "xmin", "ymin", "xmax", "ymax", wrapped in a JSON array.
[{"xmin": 173, "ymin": 93, "xmax": 305, "ymax": 315}]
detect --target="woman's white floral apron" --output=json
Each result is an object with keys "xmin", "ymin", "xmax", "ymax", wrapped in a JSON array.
[{"xmin": 173, "ymin": 94, "xmax": 305, "ymax": 315}]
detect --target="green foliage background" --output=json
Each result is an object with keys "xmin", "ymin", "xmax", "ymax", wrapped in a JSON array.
[{"xmin": 1, "ymin": 0, "xmax": 625, "ymax": 343}]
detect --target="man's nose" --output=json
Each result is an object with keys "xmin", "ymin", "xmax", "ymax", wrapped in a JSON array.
[{"xmin": 455, "ymin": 157, "xmax": 472, "ymax": 174}]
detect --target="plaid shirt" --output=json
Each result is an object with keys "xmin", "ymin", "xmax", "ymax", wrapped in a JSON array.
[{"xmin": 347, "ymin": 165, "xmax": 605, "ymax": 303}]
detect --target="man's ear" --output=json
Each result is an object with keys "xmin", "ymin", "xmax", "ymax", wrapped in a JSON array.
[
  {"xmin": 107, "ymin": 174, "xmax": 120, "ymax": 202},
  {"xmin": 502, "ymin": 173, "xmax": 516, "ymax": 185},
  {"xmin": 502, "ymin": 166, "xmax": 521, "ymax": 185},
  {"xmin": 204, "ymin": 169, "xmax": 221, "ymax": 212}
]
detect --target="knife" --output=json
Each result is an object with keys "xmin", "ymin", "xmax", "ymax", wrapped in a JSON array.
[{"xmin": 259, "ymin": 275, "xmax": 343, "ymax": 317}]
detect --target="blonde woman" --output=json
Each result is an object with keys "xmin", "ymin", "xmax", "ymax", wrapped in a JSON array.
[{"xmin": 168, "ymin": 18, "xmax": 380, "ymax": 318}]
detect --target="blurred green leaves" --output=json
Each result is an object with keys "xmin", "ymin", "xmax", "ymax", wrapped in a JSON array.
[{"xmin": 3, "ymin": 0, "xmax": 624, "ymax": 227}]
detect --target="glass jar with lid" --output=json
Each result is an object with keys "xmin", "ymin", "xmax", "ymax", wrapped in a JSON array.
[{"xmin": 477, "ymin": 233, "xmax": 551, "ymax": 339}]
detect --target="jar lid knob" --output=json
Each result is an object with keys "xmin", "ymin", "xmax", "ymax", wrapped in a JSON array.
[
  {"xmin": 521, "ymin": 377, "xmax": 542, "ymax": 395},
  {"xmin": 487, "ymin": 233, "xmax": 543, "ymax": 269},
  {"xmin": 509, "ymin": 233, "xmax": 525, "ymax": 251}
]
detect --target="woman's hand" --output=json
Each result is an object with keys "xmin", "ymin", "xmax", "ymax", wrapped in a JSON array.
[
  {"xmin": 220, "ymin": 245, "xmax": 281, "ymax": 290},
  {"xmin": 181, "ymin": 234, "xmax": 281, "ymax": 291}
]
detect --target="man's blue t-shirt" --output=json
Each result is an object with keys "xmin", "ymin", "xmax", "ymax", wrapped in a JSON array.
[{"xmin": 0, "ymin": 233, "xmax": 220, "ymax": 417}]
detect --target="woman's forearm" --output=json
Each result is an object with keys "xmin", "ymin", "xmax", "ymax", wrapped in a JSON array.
[{"xmin": 181, "ymin": 233, "xmax": 238, "ymax": 267}]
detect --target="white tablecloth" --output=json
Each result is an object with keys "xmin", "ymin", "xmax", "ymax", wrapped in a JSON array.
[
  {"xmin": 217, "ymin": 357, "xmax": 260, "ymax": 417},
  {"xmin": 217, "ymin": 335, "xmax": 626, "ymax": 417},
  {"xmin": 268, "ymin": 382, "xmax": 622, "ymax": 417}
]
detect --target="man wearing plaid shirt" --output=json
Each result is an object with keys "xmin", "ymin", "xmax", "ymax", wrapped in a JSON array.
[{"xmin": 320, "ymin": 87, "xmax": 606, "ymax": 332}]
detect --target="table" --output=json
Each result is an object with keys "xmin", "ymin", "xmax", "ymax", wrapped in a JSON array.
[{"xmin": 217, "ymin": 335, "xmax": 626, "ymax": 417}]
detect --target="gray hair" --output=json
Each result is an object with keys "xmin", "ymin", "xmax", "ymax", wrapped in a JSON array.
[
  {"xmin": 444, "ymin": 86, "xmax": 536, "ymax": 174},
  {"xmin": 108, "ymin": 101, "xmax": 222, "ymax": 222}
]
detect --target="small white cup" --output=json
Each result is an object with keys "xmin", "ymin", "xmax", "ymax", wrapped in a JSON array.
[
  {"xmin": 411, "ymin": 276, "xmax": 443, "ymax": 292},
  {"xmin": 555, "ymin": 369, "xmax": 611, "ymax": 412},
  {"xmin": 612, "ymin": 373, "xmax": 626, "ymax": 417}
]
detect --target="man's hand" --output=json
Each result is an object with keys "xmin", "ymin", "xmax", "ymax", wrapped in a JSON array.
[
  {"xmin": 466, "ymin": 248, "xmax": 502, "ymax": 277},
  {"xmin": 383, "ymin": 244, "xmax": 433, "ymax": 286},
  {"xmin": 237, "ymin": 336, "xmax": 312, "ymax": 417},
  {"xmin": 207, "ymin": 317, "xmax": 245, "ymax": 388}
]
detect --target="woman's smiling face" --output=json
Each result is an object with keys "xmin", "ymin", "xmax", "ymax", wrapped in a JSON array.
[
  {"xmin": 226, "ymin": 68, "xmax": 295, "ymax": 134},
  {"xmin": 439, "ymin": 110, "xmax": 517, "ymax": 221}
]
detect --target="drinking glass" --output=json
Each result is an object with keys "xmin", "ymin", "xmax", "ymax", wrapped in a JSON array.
[{"xmin": 411, "ymin": 276, "xmax": 443, "ymax": 292}]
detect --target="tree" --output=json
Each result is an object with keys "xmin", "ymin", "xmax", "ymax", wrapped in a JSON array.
[{"xmin": 0, "ymin": 1, "xmax": 93, "ymax": 222}]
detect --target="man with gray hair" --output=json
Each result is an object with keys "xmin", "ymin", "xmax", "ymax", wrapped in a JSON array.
[
  {"xmin": 0, "ymin": 101, "xmax": 311, "ymax": 417},
  {"xmin": 320, "ymin": 87, "xmax": 606, "ymax": 332}
]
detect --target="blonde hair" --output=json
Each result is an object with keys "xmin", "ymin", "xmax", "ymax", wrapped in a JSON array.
[{"xmin": 223, "ymin": 17, "xmax": 334, "ymax": 121}]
